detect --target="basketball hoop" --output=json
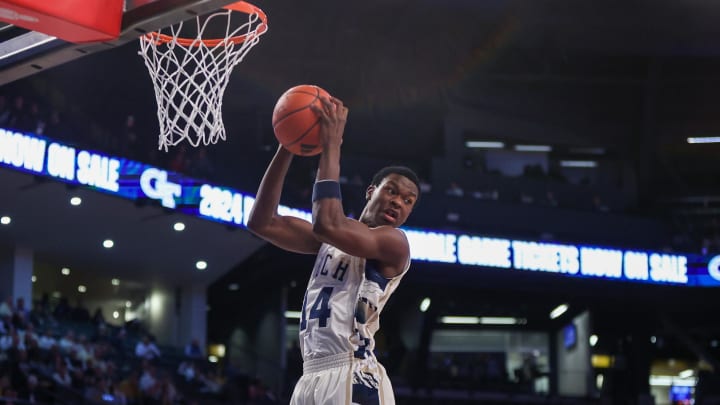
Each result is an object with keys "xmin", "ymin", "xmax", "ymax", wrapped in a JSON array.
[{"xmin": 138, "ymin": 1, "xmax": 268, "ymax": 151}]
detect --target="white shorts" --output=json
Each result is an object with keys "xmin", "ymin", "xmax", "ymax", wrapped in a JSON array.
[{"xmin": 289, "ymin": 352, "xmax": 395, "ymax": 405}]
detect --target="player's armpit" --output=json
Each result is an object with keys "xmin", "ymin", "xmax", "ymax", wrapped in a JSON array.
[{"xmin": 313, "ymin": 219, "xmax": 409, "ymax": 276}]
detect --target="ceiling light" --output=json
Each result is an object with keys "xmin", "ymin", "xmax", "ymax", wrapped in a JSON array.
[
  {"xmin": 78, "ymin": 285, "xmax": 87, "ymax": 293},
  {"xmin": 70, "ymin": 196, "xmax": 82, "ymax": 206},
  {"xmin": 514, "ymin": 144, "xmax": 552, "ymax": 152},
  {"xmin": 649, "ymin": 375, "xmax": 694, "ymax": 387},
  {"xmin": 550, "ymin": 303, "xmax": 569, "ymax": 319},
  {"xmin": 0, "ymin": 216, "xmax": 10, "ymax": 225},
  {"xmin": 112, "ymin": 311, "xmax": 120, "ymax": 319},
  {"xmin": 111, "ymin": 278, "xmax": 120, "ymax": 286},
  {"xmin": 440, "ymin": 316, "xmax": 480, "ymax": 324},
  {"xmin": 125, "ymin": 301, "xmax": 132, "ymax": 308},
  {"xmin": 687, "ymin": 136, "xmax": 720, "ymax": 144},
  {"xmin": 285, "ymin": 310, "xmax": 302, "ymax": 319},
  {"xmin": 465, "ymin": 141, "xmax": 505, "ymax": 149},
  {"xmin": 173, "ymin": 222, "xmax": 185, "ymax": 231},
  {"xmin": 103, "ymin": 239, "xmax": 114, "ymax": 248},
  {"xmin": 31, "ymin": 275, "xmax": 37, "ymax": 283},
  {"xmin": 61, "ymin": 267, "xmax": 70, "ymax": 276},
  {"xmin": 196, "ymin": 260, "xmax": 207, "ymax": 270},
  {"xmin": 651, "ymin": 336, "xmax": 657, "ymax": 344},
  {"xmin": 51, "ymin": 291, "xmax": 61, "ymax": 298},
  {"xmin": 589, "ymin": 334, "xmax": 599, "ymax": 347},
  {"xmin": 479, "ymin": 317, "xmax": 527, "ymax": 325},
  {"xmin": 560, "ymin": 160, "xmax": 597, "ymax": 168},
  {"xmin": 678, "ymin": 369, "xmax": 694, "ymax": 379},
  {"xmin": 228, "ymin": 283, "xmax": 239, "ymax": 291},
  {"xmin": 419, "ymin": 298, "xmax": 431, "ymax": 312}
]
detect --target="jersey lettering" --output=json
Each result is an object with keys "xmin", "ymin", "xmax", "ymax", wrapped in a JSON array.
[
  {"xmin": 332, "ymin": 261, "xmax": 349, "ymax": 281},
  {"xmin": 314, "ymin": 253, "xmax": 349, "ymax": 282},
  {"xmin": 300, "ymin": 286, "xmax": 334, "ymax": 330},
  {"xmin": 316, "ymin": 254, "xmax": 332, "ymax": 277}
]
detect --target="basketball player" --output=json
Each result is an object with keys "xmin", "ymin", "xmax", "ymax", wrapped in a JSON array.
[{"xmin": 247, "ymin": 95, "xmax": 420, "ymax": 404}]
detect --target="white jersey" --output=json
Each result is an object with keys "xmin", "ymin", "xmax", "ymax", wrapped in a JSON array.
[{"xmin": 299, "ymin": 242, "xmax": 409, "ymax": 363}]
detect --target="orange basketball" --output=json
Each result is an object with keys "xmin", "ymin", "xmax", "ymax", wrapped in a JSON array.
[{"xmin": 272, "ymin": 84, "xmax": 331, "ymax": 156}]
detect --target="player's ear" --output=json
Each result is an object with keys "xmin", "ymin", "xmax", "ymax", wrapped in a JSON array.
[{"xmin": 366, "ymin": 185, "xmax": 376, "ymax": 201}]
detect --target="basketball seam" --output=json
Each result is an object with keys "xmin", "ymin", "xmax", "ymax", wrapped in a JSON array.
[
  {"xmin": 272, "ymin": 88, "xmax": 321, "ymax": 126},
  {"xmin": 286, "ymin": 90, "xmax": 321, "ymax": 97}
]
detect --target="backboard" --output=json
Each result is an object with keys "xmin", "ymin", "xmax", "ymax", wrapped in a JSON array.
[{"xmin": 0, "ymin": 0, "xmax": 240, "ymax": 86}]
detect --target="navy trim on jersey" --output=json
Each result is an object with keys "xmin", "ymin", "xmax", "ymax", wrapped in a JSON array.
[
  {"xmin": 352, "ymin": 380, "xmax": 380, "ymax": 405},
  {"xmin": 365, "ymin": 260, "xmax": 389, "ymax": 291}
]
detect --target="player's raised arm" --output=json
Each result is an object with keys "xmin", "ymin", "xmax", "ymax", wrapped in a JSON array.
[
  {"xmin": 247, "ymin": 145, "xmax": 321, "ymax": 254},
  {"xmin": 309, "ymin": 97, "xmax": 418, "ymax": 277}
]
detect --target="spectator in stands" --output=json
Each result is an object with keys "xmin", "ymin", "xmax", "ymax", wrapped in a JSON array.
[
  {"xmin": 7, "ymin": 95, "xmax": 33, "ymax": 132},
  {"xmin": 52, "ymin": 362, "xmax": 72, "ymax": 387},
  {"xmin": 0, "ymin": 326, "xmax": 15, "ymax": 351},
  {"xmin": 27, "ymin": 101, "xmax": 44, "ymax": 134},
  {"xmin": 10, "ymin": 349, "xmax": 31, "ymax": 392},
  {"xmin": 156, "ymin": 372, "xmax": 180, "ymax": 404},
  {"xmin": 44, "ymin": 109, "xmax": 68, "ymax": 140},
  {"xmin": 71, "ymin": 299, "xmax": 91, "ymax": 322},
  {"xmin": 0, "ymin": 297, "xmax": 14, "ymax": 319},
  {"xmin": 445, "ymin": 181, "xmax": 464, "ymax": 197},
  {"xmin": 59, "ymin": 330, "xmax": 76, "ymax": 353},
  {"xmin": 184, "ymin": 338, "xmax": 204, "ymax": 359},
  {"xmin": 18, "ymin": 373, "xmax": 51, "ymax": 404},
  {"xmin": 53, "ymin": 297, "xmax": 71, "ymax": 320},
  {"xmin": 117, "ymin": 370, "xmax": 141, "ymax": 404},
  {"xmin": 38, "ymin": 329, "xmax": 57, "ymax": 351},
  {"xmin": 11, "ymin": 298, "xmax": 27, "ymax": 330},
  {"xmin": 87, "ymin": 377, "xmax": 127, "ymax": 405},
  {"xmin": 92, "ymin": 307, "xmax": 106, "ymax": 327},
  {"xmin": 139, "ymin": 362, "xmax": 159, "ymax": 397},
  {"xmin": 197, "ymin": 369, "xmax": 224, "ymax": 394},
  {"xmin": 3, "ymin": 332, "xmax": 26, "ymax": 363},
  {"xmin": 18, "ymin": 323, "xmax": 37, "ymax": 343},
  {"xmin": 75, "ymin": 334, "xmax": 92, "ymax": 365},
  {"xmin": 135, "ymin": 335, "xmax": 161, "ymax": 361},
  {"xmin": 19, "ymin": 328, "xmax": 39, "ymax": 364}
]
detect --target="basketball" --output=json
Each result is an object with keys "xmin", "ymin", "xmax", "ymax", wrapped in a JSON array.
[{"xmin": 272, "ymin": 84, "xmax": 331, "ymax": 156}]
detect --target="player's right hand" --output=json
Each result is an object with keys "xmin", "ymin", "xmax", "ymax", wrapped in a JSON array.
[{"xmin": 311, "ymin": 96, "xmax": 349, "ymax": 149}]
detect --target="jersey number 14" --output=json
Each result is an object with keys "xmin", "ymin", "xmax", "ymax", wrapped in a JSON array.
[{"xmin": 300, "ymin": 287, "xmax": 334, "ymax": 330}]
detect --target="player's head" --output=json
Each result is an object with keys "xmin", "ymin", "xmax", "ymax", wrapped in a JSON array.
[{"xmin": 360, "ymin": 166, "xmax": 420, "ymax": 228}]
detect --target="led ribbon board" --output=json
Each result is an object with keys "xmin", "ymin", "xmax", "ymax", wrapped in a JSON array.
[{"xmin": 1, "ymin": 128, "xmax": 718, "ymax": 287}]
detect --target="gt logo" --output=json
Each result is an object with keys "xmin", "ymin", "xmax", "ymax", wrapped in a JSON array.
[
  {"xmin": 140, "ymin": 168, "xmax": 181, "ymax": 209},
  {"xmin": 708, "ymin": 255, "xmax": 720, "ymax": 281}
]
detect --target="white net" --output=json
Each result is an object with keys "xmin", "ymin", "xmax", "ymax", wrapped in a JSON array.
[{"xmin": 138, "ymin": 3, "xmax": 267, "ymax": 151}]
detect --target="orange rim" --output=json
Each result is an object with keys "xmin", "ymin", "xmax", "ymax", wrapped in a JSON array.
[{"xmin": 142, "ymin": 1, "xmax": 267, "ymax": 47}]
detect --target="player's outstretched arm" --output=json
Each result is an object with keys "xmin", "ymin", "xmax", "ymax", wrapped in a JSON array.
[
  {"xmin": 309, "ymin": 97, "xmax": 410, "ymax": 277},
  {"xmin": 247, "ymin": 145, "xmax": 321, "ymax": 254}
]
